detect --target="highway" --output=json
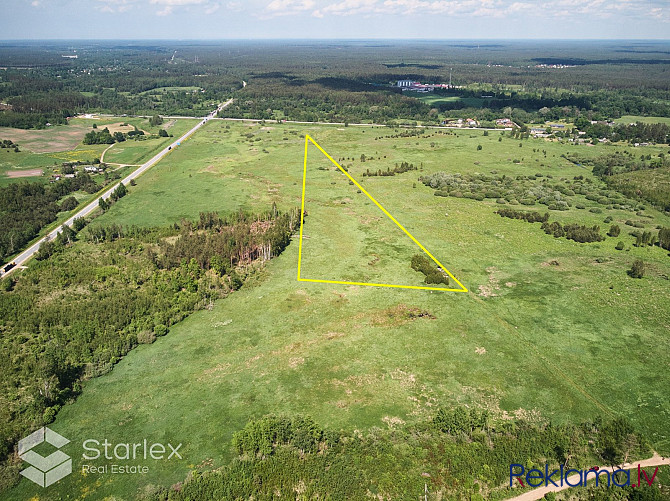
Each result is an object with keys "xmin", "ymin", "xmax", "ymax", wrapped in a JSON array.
[{"xmin": 0, "ymin": 99, "xmax": 233, "ymax": 278}]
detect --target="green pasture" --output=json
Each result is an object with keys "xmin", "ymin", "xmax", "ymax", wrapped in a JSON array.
[
  {"xmin": 614, "ymin": 115, "xmax": 670, "ymax": 126},
  {"xmin": 7, "ymin": 121, "xmax": 670, "ymax": 500}
]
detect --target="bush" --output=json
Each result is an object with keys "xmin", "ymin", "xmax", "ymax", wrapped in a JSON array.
[
  {"xmin": 137, "ymin": 330, "xmax": 156, "ymax": 344},
  {"xmin": 153, "ymin": 324, "xmax": 168, "ymax": 337},
  {"xmin": 615, "ymin": 241, "xmax": 625, "ymax": 250},
  {"xmin": 608, "ymin": 224, "xmax": 621, "ymax": 237},
  {"xmin": 628, "ymin": 259, "xmax": 645, "ymax": 278},
  {"xmin": 60, "ymin": 196, "xmax": 78, "ymax": 212}
]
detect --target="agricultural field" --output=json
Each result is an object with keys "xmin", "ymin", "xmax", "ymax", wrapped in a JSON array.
[
  {"xmin": 7, "ymin": 120, "xmax": 669, "ymax": 500},
  {"xmin": 614, "ymin": 116, "xmax": 670, "ymax": 126},
  {"xmin": 0, "ymin": 117, "xmax": 193, "ymax": 184},
  {"xmin": 102, "ymin": 119, "xmax": 198, "ymax": 165}
]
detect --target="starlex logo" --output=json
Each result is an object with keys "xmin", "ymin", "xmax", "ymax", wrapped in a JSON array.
[
  {"xmin": 18, "ymin": 427, "xmax": 72, "ymax": 487},
  {"xmin": 510, "ymin": 463, "xmax": 659, "ymax": 489}
]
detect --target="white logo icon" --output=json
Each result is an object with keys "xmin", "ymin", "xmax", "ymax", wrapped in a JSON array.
[{"xmin": 18, "ymin": 427, "xmax": 72, "ymax": 487}]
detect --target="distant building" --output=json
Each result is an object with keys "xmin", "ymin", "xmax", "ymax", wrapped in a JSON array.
[{"xmin": 397, "ymin": 80, "xmax": 414, "ymax": 88}]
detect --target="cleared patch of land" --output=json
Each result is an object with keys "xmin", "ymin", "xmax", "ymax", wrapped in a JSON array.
[
  {"xmin": 102, "ymin": 122, "xmax": 148, "ymax": 134},
  {"xmin": 0, "ymin": 123, "xmax": 92, "ymax": 153},
  {"xmin": 6, "ymin": 168, "xmax": 42, "ymax": 178},
  {"xmin": 614, "ymin": 115, "xmax": 670, "ymax": 125}
]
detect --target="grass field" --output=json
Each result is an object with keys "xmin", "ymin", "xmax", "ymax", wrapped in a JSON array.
[
  {"xmin": 410, "ymin": 92, "xmax": 485, "ymax": 110},
  {"xmin": 102, "ymin": 119, "xmax": 198, "ymax": 165},
  {"xmin": 7, "ymin": 121, "xmax": 670, "ymax": 500},
  {"xmin": 613, "ymin": 115, "xmax": 670, "ymax": 126}
]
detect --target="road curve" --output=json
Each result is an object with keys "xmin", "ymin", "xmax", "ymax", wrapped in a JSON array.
[
  {"xmin": 1, "ymin": 99, "xmax": 233, "ymax": 277},
  {"xmin": 506, "ymin": 453, "xmax": 670, "ymax": 501}
]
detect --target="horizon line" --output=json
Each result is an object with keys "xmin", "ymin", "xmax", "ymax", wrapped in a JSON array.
[{"xmin": 1, "ymin": 37, "xmax": 670, "ymax": 42}]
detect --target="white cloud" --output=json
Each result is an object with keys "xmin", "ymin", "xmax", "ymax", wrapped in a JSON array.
[{"xmin": 267, "ymin": 0, "xmax": 315, "ymax": 13}]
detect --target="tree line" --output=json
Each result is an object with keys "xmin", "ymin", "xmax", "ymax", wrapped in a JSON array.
[{"xmin": 137, "ymin": 410, "xmax": 658, "ymax": 501}]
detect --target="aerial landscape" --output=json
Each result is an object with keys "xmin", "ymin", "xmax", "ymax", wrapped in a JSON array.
[{"xmin": 0, "ymin": 1, "xmax": 669, "ymax": 500}]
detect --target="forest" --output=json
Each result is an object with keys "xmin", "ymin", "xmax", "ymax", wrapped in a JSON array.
[
  {"xmin": 1, "ymin": 41, "xmax": 670, "ymax": 128},
  {"xmin": 0, "ymin": 206, "xmax": 299, "ymax": 490},
  {"xmin": 0, "ymin": 175, "xmax": 99, "ymax": 261}
]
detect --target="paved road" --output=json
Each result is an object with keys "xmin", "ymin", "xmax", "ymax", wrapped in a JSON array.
[
  {"xmin": 507, "ymin": 453, "xmax": 670, "ymax": 501},
  {"xmin": 1, "ymin": 99, "xmax": 233, "ymax": 278}
]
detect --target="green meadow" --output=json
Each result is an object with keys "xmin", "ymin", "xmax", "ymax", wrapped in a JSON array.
[
  {"xmin": 102, "ymin": 119, "xmax": 199, "ymax": 165},
  {"xmin": 7, "ymin": 121, "xmax": 670, "ymax": 500}
]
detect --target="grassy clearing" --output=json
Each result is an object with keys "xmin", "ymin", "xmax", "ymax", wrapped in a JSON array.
[
  {"xmin": 613, "ymin": 115, "xmax": 670, "ymax": 125},
  {"xmin": 0, "ymin": 123, "xmax": 93, "ymax": 153},
  {"xmin": 7, "ymin": 121, "xmax": 670, "ymax": 500}
]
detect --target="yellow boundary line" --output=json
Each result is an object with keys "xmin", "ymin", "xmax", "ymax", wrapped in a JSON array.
[{"xmin": 297, "ymin": 134, "xmax": 468, "ymax": 293}]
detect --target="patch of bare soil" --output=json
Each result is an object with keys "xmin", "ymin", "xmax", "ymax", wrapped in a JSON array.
[
  {"xmin": 6, "ymin": 168, "xmax": 42, "ymax": 178},
  {"xmin": 369, "ymin": 304, "xmax": 436, "ymax": 327},
  {"xmin": 104, "ymin": 122, "xmax": 148, "ymax": 135},
  {"xmin": 478, "ymin": 266, "xmax": 501, "ymax": 297}
]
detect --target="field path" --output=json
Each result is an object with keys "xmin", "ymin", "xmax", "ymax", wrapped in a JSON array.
[
  {"xmin": 507, "ymin": 453, "xmax": 670, "ymax": 500},
  {"xmin": 1, "ymin": 98, "xmax": 233, "ymax": 277}
]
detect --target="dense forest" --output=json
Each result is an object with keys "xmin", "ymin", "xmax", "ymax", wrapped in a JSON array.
[
  {"xmin": 0, "ymin": 206, "xmax": 299, "ymax": 490},
  {"xmin": 0, "ymin": 175, "xmax": 99, "ymax": 260},
  {"xmin": 138, "ymin": 412, "xmax": 662, "ymax": 500},
  {"xmin": 1, "ymin": 41, "xmax": 670, "ymax": 128}
]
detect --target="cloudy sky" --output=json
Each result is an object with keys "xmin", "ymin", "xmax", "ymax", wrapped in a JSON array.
[{"xmin": 2, "ymin": 0, "xmax": 668, "ymax": 39}]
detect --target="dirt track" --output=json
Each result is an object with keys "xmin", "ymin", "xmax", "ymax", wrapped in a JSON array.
[{"xmin": 507, "ymin": 453, "xmax": 670, "ymax": 501}]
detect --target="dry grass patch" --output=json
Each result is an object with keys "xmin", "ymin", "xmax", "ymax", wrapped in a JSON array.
[
  {"xmin": 6, "ymin": 168, "xmax": 42, "ymax": 178},
  {"xmin": 369, "ymin": 303, "xmax": 435, "ymax": 327}
]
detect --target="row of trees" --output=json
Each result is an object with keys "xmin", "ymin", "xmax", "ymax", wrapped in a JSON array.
[
  {"xmin": 495, "ymin": 208, "xmax": 549, "ymax": 223},
  {"xmin": 541, "ymin": 221, "xmax": 605, "ymax": 243},
  {"xmin": 362, "ymin": 161, "xmax": 418, "ymax": 178},
  {"xmin": 138, "ymin": 411, "xmax": 656, "ymax": 501}
]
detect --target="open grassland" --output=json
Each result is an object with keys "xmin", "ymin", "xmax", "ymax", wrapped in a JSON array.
[
  {"xmin": 8, "ymin": 121, "xmax": 670, "ymax": 500},
  {"xmin": 614, "ymin": 115, "xmax": 670, "ymax": 126}
]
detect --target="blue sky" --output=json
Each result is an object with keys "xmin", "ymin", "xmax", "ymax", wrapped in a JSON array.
[{"xmin": 2, "ymin": 0, "xmax": 669, "ymax": 39}]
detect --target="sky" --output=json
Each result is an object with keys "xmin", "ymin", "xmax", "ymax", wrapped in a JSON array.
[{"xmin": 2, "ymin": 0, "xmax": 669, "ymax": 39}]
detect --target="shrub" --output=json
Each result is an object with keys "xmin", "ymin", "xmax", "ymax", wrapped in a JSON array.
[
  {"xmin": 60, "ymin": 196, "xmax": 78, "ymax": 212},
  {"xmin": 608, "ymin": 225, "xmax": 621, "ymax": 237},
  {"xmin": 615, "ymin": 241, "xmax": 625, "ymax": 250},
  {"xmin": 628, "ymin": 259, "xmax": 645, "ymax": 279},
  {"xmin": 137, "ymin": 330, "xmax": 156, "ymax": 344},
  {"xmin": 153, "ymin": 324, "xmax": 168, "ymax": 337}
]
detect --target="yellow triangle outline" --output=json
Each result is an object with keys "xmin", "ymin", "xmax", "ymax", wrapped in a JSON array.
[{"xmin": 297, "ymin": 135, "xmax": 468, "ymax": 293}]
